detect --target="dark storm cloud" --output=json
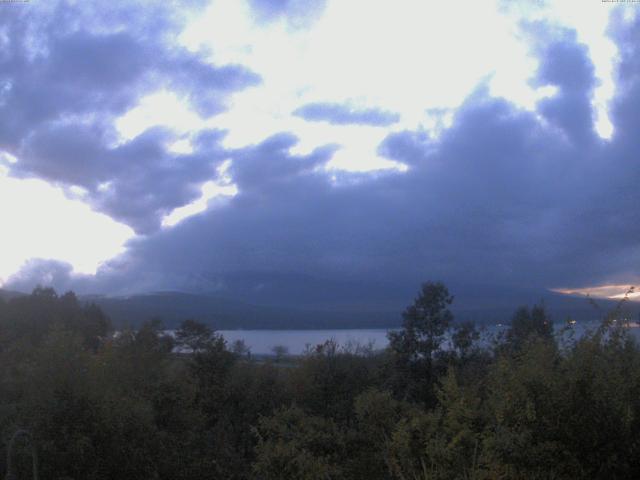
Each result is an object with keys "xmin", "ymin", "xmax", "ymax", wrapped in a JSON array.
[
  {"xmin": 228, "ymin": 132, "xmax": 340, "ymax": 190},
  {"xmin": 530, "ymin": 26, "xmax": 598, "ymax": 147},
  {"xmin": 17, "ymin": 124, "xmax": 229, "ymax": 232},
  {"xmin": 0, "ymin": 0, "xmax": 260, "ymax": 233},
  {"xmin": 293, "ymin": 102, "xmax": 401, "ymax": 126},
  {"xmin": 8, "ymin": 18, "xmax": 640, "ymax": 306}
]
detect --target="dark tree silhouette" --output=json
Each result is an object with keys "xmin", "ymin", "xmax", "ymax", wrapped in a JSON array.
[{"xmin": 388, "ymin": 281, "xmax": 454, "ymax": 402}]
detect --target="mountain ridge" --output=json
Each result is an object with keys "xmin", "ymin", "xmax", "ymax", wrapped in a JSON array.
[
  {"xmin": 3, "ymin": 286, "xmax": 638, "ymax": 330},
  {"xmin": 83, "ymin": 288, "xmax": 640, "ymax": 330}
]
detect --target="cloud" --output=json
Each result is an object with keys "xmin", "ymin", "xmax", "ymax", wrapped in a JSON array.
[
  {"xmin": 293, "ymin": 102, "xmax": 401, "ymax": 126},
  {"xmin": 15, "ymin": 124, "xmax": 229, "ymax": 233},
  {"xmin": 528, "ymin": 25, "xmax": 598, "ymax": 147},
  {"xmin": 247, "ymin": 0, "xmax": 326, "ymax": 27},
  {"xmin": 228, "ymin": 132, "xmax": 339, "ymax": 190},
  {"xmin": 56, "ymin": 19, "xmax": 634, "ymax": 301},
  {"xmin": 0, "ymin": 0, "xmax": 260, "ymax": 233},
  {"xmin": 7, "ymin": 15, "xmax": 640, "ymax": 311},
  {"xmin": 6, "ymin": 259, "xmax": 79, "ymax": 294}
]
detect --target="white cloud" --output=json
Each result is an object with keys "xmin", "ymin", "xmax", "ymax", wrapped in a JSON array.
[
  {"xmin": 103, "ymin": 0, "xmax": 623, "ymax": 242},
  {"xmin": 175, "ymin": 0, "xmax": 616, "ymax": 158},
  {"xmin": 0, "ymin": 167, "xmax": 133, "ymax": 285},
  {"xmin": 5, "ymin": 0, "xmax": 623, "ymax": 285},
  {"xmin": 115, "ymin": 90, "xmax": 204, "ymax": 141}
]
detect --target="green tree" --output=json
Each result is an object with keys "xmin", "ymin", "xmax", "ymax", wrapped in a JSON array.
[
  {"xmin": 451, "ymin": 321, "xmax": 480, "ymax": 361},
  {"xmin": 350, "ymin": 389, "xmax": 409, "ymax": 479},
  {"xmin": 231, "ymin": 339, "xmax": 251, "ymax": 358},
  {"xmin": 175, "ymin": 318, "xmax": 214, "ymax": 352},
  {"xmin": 271, "ymin": 344, "xmax": 289, "ymax": 363},
  {"xmin": 289, "ymin": 339, "xmax": 379, "ymax": 422},
  {"xmin": 387, "ymin": 281, "xmax": 454, "ymax": 403},
  {"xmin": 506, "ymin": 304, "xmax": 553, "ymax": 351},
  {"xmin": 253, "ymin": 406, "xmax": 344, "ymax": 480}
]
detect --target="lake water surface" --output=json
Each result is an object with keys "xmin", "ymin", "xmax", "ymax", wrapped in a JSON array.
[
  {"xmin": 217, "ymin": 321, "xmax": 640, "ymax": 355},
  {"xmin": 218, "ymin": 329, "xmax": 391, "ymax": 355}
]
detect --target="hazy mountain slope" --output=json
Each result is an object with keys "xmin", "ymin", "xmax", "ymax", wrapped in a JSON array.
[
  {"xmin": 82, "ymin": 287, "xmax": 639, "ymax": 330},
  {"xmin": 86, "ymin": 291, "xmax": 401, "ymax": 330},
  {"xmin": 0, "ymin": 289, "xmax": 26, "ymax": 301}
]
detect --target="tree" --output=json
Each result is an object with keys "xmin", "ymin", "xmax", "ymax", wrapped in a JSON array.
[
  {"xmin": 271, "ymin": 345, "xmax": 289, "ymax": 363},
  {"xmin": 231, "ymin": 339, "xmax": 251, "ymax": 358},
  {"xmin": 0, "ymin": 287, "xmax": 111, "ymax": 350},
  {"xmin": 253, "ymin": 406, "xmax": 344, "ymax": 480},
  {"xmin": 506, "ymin": 304, "xmax": 553, "ymax": 351},
  {"xmin": 290, "ymin": 339, "xmax": 378, "ymax": 422},
  {"xmin": 134, "ymin": 317, "xmax": 174, "ymax": 354},
  {"xmin": 387, "ymin": 282, "xmax": 454, "ymax": 403},
  {"xmin": 390, "ymin": 282, "xmax": 454, "ymax": 360},
  {"xmin": 451, "ymin": 321, "xmax": 480, "ymax": 360},
  {"xmin": 175, "ymin": 318, "xmax": 214, "ymax": 353}
]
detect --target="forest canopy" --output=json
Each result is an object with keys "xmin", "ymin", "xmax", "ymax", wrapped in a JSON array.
[{"xmin": 0, "ymin": 283, "xmax": 639, "ymax": 479}]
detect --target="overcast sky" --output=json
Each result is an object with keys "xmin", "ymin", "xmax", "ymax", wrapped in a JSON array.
[{"xmin": 1, "ymin": 0, "xmax": 639, "ymax": 302}]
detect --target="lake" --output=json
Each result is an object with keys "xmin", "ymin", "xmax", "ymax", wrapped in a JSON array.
[
  {"xmin": 162, "ymin": 322, "xmax": 640, "ymax": 356},
  {"xmin": 216, "ymin": 321, "xmax": 640, "ymax": 355},
  {"xmin": 217, "ymin": 328, "xmax": 391, "ymax": 355}
]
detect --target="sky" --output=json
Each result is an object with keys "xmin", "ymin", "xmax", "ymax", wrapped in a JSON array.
[{"xmin": 1, "ymin": 0, "xmax": 639, "ymax": 305}]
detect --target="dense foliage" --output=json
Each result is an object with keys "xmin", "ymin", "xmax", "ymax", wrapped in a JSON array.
[{"xmin": 1, "ymin": 283, "xmax": 639, "ymax": 479}]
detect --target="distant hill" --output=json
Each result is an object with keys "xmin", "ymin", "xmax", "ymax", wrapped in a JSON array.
[
  {"xmin": 0, "ymin": 289, "xmax": 26, "ymax": 301},
  {"xmin": 81, "ymin": 288, "xmax": 640, "ymax": 330},
  {"xmin": 453, "ymin": 292, "xmax": 639, "ymax": 325},
  {"xmin": 6, "ymin": 278, "xmax": 638, "ymax": 330},
  {"xmin": 84, "ymin": 291, "xmax": 401, "ymax": 330}
]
